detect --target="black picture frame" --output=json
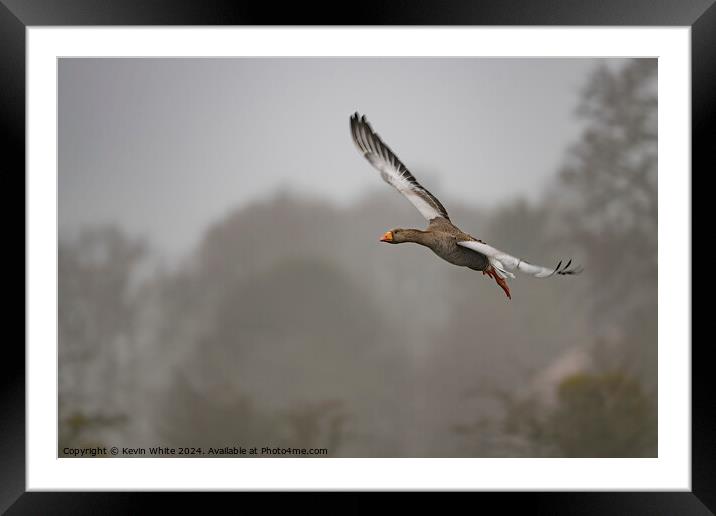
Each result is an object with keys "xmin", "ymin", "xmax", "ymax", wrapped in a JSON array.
[{"xmin": 4, "ymin": 1, "xmax": 709, "ymax": 513}]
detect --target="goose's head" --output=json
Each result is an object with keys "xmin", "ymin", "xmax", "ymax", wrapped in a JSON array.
[{"xmin": 379, "ymin": 229, "xmax": 405, "ymax": 244}]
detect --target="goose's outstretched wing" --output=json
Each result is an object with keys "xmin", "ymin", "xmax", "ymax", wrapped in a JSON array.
[
  {"xmin": 458, "ymin": 240, "xmax": 583, "ymax": 279},
  {"xmin": 350, "ymin": 113, "xmax": 450, "ymax": 221}
]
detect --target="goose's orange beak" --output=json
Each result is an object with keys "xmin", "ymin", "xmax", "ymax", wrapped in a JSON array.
[{"xmin": 379, "ymin": 231, "xmax": 393, "ymax": 243}]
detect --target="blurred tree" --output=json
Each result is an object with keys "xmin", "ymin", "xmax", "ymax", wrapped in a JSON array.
[
  {"xmin": 59, "ymin": 226, "xmax": 145, "ymax": 365},
  {"xmin": 156, "ymin": 209, "xmax": 409, "ymax": 456},
  {"xmin": 160, "ymin": 372, "xmax": 349, "ymax": 456},
  {"xmin": 158, "ymin": 372, "xmax": 280, "ymax": 455},
  {"xmin": 58, "ymin": 226, "xmax": 145, "ymax": 451},
  {"xmin": 557, "ymin": 59, "xmax": 657, "ymax": 386},
  {"xmin": 58, "ymin": 405, "xmax": 127, "ymax": 455},
  {"xmin": 456, "ymin": 370, "xmax": 657, "ymax": 457},
  {"xmin": 548, "ymin": 372, "xmax": 657, "ymax": 457},
  {"xmin": 282, "ymin": 400, "xmax": 348, "ymax": 453},
  {"xmin": 454, "ymin": 60, "xmax": 658, "ymax": 458},
  {"xmin": 519, "ymin": 371, "xmax": 655, "ymax": 457}
]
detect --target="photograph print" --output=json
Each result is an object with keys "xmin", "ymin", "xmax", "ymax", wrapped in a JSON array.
[{"xmin": 58, "ymin": 57, "xmax": 657, "ymax": 458}]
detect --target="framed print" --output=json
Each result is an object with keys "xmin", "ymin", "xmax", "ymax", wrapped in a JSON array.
[{"xmin": 4, "ymin": 0, "xmax": 710, "ymax": 512}]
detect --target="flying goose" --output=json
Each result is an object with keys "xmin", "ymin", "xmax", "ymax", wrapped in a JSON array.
[{"xmin": 350, "ymin": 112, "xmax": 582, "ymax": 300}]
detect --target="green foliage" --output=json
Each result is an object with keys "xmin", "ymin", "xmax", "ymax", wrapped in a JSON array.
[
  {"xmin": 58, "ymin": 405, "xmax": 127, "ymax": 455},
  {"xmin": 548, "ymin": 372, "xmax": 657, "ymax": 457},
  {"xmin": 457, "ymin": 370, "xmax": 656, "ymax": 458}
]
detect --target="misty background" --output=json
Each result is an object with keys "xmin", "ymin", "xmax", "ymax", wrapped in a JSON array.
[{"xmin": 58, "ymin": 58, "xmax": 657, "ymax": 457}]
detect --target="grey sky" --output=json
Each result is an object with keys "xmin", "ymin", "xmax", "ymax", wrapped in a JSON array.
[{"xmin": 59, "ymin": 58, "xmax": 623, "ymax": 259}]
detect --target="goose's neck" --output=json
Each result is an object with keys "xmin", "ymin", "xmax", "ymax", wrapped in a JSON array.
[{"xmin": 401, "ymin": 229, "xmax": 431, "ymax": 246}]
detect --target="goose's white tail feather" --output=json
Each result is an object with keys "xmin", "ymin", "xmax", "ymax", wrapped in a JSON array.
[
  {"xmin": 491, "ymin": 259, "xmax": 515, "ymax": 279},
  {"xmin": 457, "ymin": 240, "xmax": 582, "ymax": 279}
]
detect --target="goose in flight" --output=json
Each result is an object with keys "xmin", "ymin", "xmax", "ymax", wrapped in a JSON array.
[{"xmin": 350, "ymin": 112, "xmax": 582, "ymax": 300}]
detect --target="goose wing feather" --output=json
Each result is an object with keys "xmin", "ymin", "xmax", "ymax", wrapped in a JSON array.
[{"xmin": 350, "ymin": 113, "xmax": 450, "ymax": 221}]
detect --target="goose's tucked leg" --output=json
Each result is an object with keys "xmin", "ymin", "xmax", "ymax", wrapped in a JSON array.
[{"xmin": 483, "ymin": 266, "xmax": 511, "ymax": 300}]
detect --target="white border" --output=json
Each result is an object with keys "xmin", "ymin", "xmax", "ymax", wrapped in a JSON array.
[{"xmin": 27, "ymin": 27, "xmax": 691, "ymax": 490}]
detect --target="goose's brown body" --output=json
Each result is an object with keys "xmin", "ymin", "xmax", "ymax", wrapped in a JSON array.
[{"xmin": 387, "ymin": 217, "xmax": 489, "ymax": 272}]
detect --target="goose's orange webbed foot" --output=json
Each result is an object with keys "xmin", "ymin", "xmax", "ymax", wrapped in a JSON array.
[{"xmin": 484, "ymin": 266, "xmax": 512, "ymax": 300}]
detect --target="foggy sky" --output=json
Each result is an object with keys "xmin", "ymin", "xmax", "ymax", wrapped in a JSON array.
[{"xmin": 59, "ymin": 58, "xmax": 625, "ymax": 259}]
